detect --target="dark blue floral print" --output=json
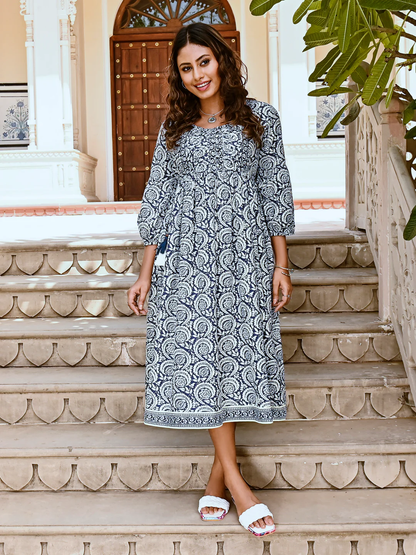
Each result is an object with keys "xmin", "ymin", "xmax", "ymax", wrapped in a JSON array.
[{"xmin": 137, "ymin": 99, "xmax": 295, "ymax": 429}]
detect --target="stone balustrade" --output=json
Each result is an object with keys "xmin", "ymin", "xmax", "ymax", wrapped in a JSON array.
[{"xmin": 347, "ymin": 96, "xmax": 416, "ymax": 399}]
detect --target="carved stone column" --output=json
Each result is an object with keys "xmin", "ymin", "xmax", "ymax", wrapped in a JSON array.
[
  {"xmin": 267, "ymin": 8, "xmax": 280, "ymax": 110},
  {"xmin": 71, "ymin": 30, "xmax": 79, "ymax": 151},
  {"xmin": 59, "ymin": 0, "xmax": 76, "ymax": 149},
  {"xmin": 20, "ymin": 0, "xmax": 36, "ymax": 150}
]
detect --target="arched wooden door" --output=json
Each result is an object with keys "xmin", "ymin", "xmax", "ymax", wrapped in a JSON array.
[{"xmin": 111, "ymin": 0, "xmax": 240, "ymax": 201}]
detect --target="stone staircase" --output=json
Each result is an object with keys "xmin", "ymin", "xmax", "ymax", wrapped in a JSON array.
[{"xmin": 0, "ymin": 228, "xmax": 415, "ymax": 555}]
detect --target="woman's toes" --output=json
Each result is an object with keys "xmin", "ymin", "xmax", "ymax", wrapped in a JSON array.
[{"xmin": 264, "ymin": 516, "xmax": 274, "ymax": 526}]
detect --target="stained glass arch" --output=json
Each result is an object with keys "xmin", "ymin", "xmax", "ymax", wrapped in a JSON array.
[{"xmin": 114, "ymin": 0, "xmax": 236, "ymax": 33}]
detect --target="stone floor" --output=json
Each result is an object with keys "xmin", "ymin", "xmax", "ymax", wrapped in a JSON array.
[{"xmin": 0, "ymin": 208, "xmax": 346, "ymax": 244}]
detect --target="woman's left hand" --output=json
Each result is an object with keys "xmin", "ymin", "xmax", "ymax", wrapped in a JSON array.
[{"xmin": 272, "ymin": 269, "xmax": 293, "ymax": 312}]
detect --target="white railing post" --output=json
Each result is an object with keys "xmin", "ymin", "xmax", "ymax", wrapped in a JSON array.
[
  {"xmin": 377, "ymin": 98, "xmax": 406, "ymax": 321},
  {"xmin": 345, "ymin": 79, "xmax": 358, "ymax": 230}
]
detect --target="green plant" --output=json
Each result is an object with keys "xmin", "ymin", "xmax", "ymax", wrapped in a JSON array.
[{"xmin": 249, "ymin": 0, "xmax": 416, "ymax": 240}]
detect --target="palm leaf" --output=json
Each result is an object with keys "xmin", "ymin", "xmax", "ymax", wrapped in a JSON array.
[
  {"xmin": 403, "ymin": 100, "xmax": 416, "ymax": 125},
  {"xmin": 403, "ymin": 205, "xmax": 416, "ymax": 241},
  {"xmin": 326, "ymin": 31, "xmax": 371, "ymax": 91},
  {"xmin": 405, "ymin": 125, "xmax": 416, "ymax": 139},
  {"xmin": 338, "ymin": 0, "xmax": 354, "ymax": 52},
  {"xmin": 304, "ymin": 31, "xmax": 339, "ymax": 47},
  {"xmin": 377, "ymin": 8, "xmax": 394, "ymax": 28},
  {"xmin": 356, "ymin": 1, "xmax": 376, "ymax": 44},
  {"xmin": 321, "ymin": 95, "xmax": 358, "ymax": 138},
  {"xmin": 309, "ymin": 45, "xmax": 341, "ymax": 81},
  {"xmin": 308, "ymin": 86, "xmax": 354, "ymax": 96},
  {"xmin": 328, "ymin": 0, "xmax": 340, "ymax": 34},
  {"xmin": 359, "ymin": 0, "xmax": 416, "ymax": 9},
  {"xmin": 249, "ymin": 0, "xmax": 283, "ymax": 16},
  {"xmin": 384, "ymin": 79, "xmax": 395, "ymax": 107},
  {"xmin": 293, "ymin": 0, "xmax": 317, "ymax": 23},
  {"xmin": 351, "ymin": 64, "xmax": 368, "ymax": 86},
  {"xmin": 307, "ymin": 9, "xmax": 329, "ymax": 26},
  {"xmin": 340, "ymin": 99, "xmax": 361, "ymax": 124},
  {"xmin": 362, "ymin": 50, "xmax": 395, "ymax": 104}
]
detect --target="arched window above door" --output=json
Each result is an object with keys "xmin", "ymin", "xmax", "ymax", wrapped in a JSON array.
[{"xmin": 114, "ymin": 0, "xmax": 235, "ymax": 32}]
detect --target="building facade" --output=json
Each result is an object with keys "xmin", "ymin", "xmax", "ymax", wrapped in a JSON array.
[{"xmin": 0, "ymin": 0, "xmax": 345, "ymax": 207}]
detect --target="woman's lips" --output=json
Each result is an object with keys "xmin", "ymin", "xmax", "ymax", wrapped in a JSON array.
[{"xmin": 195, "ymin": 80, "xmax": 211, "ymax": 91}]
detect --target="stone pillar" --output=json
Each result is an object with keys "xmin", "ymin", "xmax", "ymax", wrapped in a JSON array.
[
  {"xmin": 25, "ymin": 0, "xmax": 75, "ymax": 150},
  {"xmin": 267, "ymin": 8, "xmax": 280, "ymax": 110},
  {"xmin": 377, "ymin": 98, "xmax": 406, "ymax": 321},
  {"xmin": 345, "ymin": 78, "xmax": 358, "ymax": 230},
  {"xmin": 0, "ymin": 0, "xmax": 98, "ymax": 206},
  {"xmin": 20, "ymin": 0, "xmax": 36, "ymax": 149},
  {"xmin": 71, "ymin": 30, "xmax": 79, "ymax": 151}
]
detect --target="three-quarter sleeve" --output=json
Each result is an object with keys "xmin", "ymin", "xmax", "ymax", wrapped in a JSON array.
[
  {"xmin": 256, "ymin": 105, "xmax": 295, "ymax": 236},
  {"xmin": 137, "ymin": 124, "xmax": 177, "ymax": 246}
]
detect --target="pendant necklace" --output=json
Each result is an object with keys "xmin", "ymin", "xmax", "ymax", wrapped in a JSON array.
[{"xmin": 200, "ymin": 107, "xmax": 224, "ymax": 124}]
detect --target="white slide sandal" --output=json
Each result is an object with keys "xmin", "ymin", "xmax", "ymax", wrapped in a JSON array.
[
  {"xmin": 198, "ymin": 495, "xmax": 230, "ymax": 521},
  {"xmin": 238, "ymin": 503, "xmax": 276, "ymax": 536}
]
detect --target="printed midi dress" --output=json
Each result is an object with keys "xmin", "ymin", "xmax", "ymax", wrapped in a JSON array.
[{"xmin": 137, "ymin": 99, "xmax": 295, "ymax": 429}]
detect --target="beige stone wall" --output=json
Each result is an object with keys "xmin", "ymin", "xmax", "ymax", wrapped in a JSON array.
[
  {"xmin": 0, "ymin": 0, "xmax": 27, "ymax": 82},
  {"xmin": 231, "ymin": 0, "xmax": 269, "ymax": 102},
  {"xmin": 315, "ymin": 44, "xmax": 332, "ymax": 65},
  {"xmin": 82, "ymin": 0, "xmax": 110, "ymax": 200}
]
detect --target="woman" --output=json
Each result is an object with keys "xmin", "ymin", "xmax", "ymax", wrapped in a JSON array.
[{"xmin": 128, "ymin": 22, "xmax": 295, "ymax": 537}]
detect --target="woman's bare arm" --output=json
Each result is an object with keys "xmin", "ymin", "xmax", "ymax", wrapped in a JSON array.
[
  {"xmin": 271, "ymin": 235, "xmax": 292, "ymax": 313},
  {"xmin": 127, "ymin": 244, "xmax": 157, "ymax": 315}
]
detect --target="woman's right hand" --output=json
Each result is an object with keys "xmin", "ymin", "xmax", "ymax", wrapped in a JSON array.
[{"xmin": 127, "ymin": 277, "xmax": 151, "ymax": 316}]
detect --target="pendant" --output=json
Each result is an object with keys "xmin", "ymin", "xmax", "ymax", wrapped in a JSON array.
[{"xmin": 208, "ymin": 116, "xmax": 217, "ymax": 123}]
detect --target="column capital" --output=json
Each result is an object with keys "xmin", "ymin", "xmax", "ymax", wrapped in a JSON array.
[
  {"xmin": 59, "ymin": 0, "xmax": 78, "ymax": 25},
  {"xmin": 20, "ymin": 0, "xmax": 34, "ymax": 16}
]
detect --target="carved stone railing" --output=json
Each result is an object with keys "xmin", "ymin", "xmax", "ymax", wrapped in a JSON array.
[{"xmin": 346, "ymin": 97, "xmax": 416, "ymax": 392}]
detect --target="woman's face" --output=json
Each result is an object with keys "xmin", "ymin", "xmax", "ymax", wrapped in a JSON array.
[{"xmin": 177, "ymin": 43, "xmax": 221, "ymax": 100}]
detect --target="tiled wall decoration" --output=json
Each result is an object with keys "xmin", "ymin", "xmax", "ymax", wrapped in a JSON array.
[
  {"xmin": 316, "ymin": 79, "xmax": 346, "ymax": 138},
  {"xmin": 0, "ymin": 84, "xmax": 29, "ymax": 147}
]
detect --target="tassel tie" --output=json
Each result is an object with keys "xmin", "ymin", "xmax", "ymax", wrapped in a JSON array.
[{"xmin": 154, "ymin": 234, "xmax": 169, "ymax": 266}]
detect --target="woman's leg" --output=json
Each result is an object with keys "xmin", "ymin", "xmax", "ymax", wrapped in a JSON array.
[
  {"xmin": 208, "ymin": 423, "xmax": 274, "ymax": 530},
  {"xmin": 200, "ymin": 452, "xmax": 227, "ymax": 516}
]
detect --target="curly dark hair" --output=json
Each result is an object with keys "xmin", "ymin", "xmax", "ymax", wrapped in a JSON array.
[{"xmin": 164, "ymin": 22, "xmax": 264, "ymax": 150}]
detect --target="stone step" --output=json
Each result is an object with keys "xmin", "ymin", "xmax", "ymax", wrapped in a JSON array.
[
  {"xmin": 0, "ymin": 363, "xmax": 412, "ymax": 424},
  {"xmin": 0, "ymin": 268, "xmax": 379, "ymax": 318},
  {"xmin": 1, "ymin": 419, "xmax": 416, "ymax": 492},
  {"xmin": 0, "ymin": 230, "xmax": 374, "ymax": 277},
  {"xmin": 0, "ymin": 490, "xmax": 415, "ymax": 555},
  {"xmin": 0, "ymin": 313, "xmax": 401, "ymax": 368}
]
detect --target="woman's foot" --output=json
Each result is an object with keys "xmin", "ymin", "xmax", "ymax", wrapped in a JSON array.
[
  {"xmin": 206, "ymin": 422, "xmax": 275, "ymax": 532},
  {"xmin": 232, "ymin": 489, "xmax": 274, "ymax": 531},
  {"xmin": 200, "ymin": 457, "xmax": 227, "ymax": 516}
]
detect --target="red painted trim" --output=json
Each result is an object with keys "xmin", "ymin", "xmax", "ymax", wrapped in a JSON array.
[
  {"xmin": 0, "ymin": 199, "xmax": 346, "ymax": 217},
  {"xmin": 294, "ymin": 199, "xmax": 346, "ymax": 210}
]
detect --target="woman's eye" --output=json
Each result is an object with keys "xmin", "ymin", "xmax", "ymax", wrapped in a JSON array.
[{"xmin": 201, "ymin": 59, "xmax": 209, "ymax": 66}]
